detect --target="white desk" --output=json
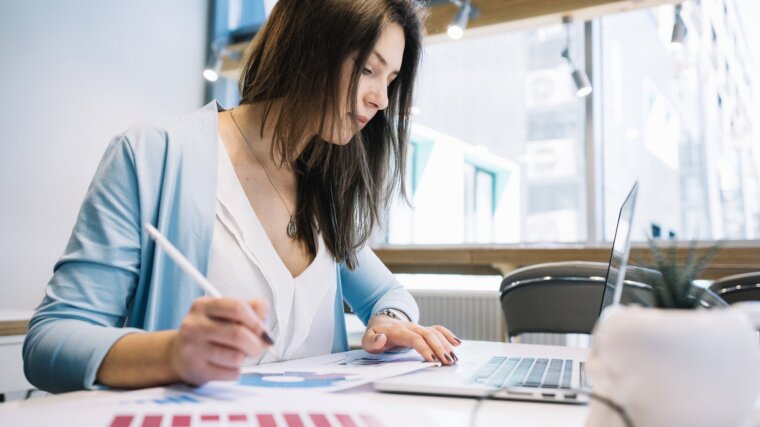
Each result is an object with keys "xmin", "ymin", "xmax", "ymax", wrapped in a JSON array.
[
  {"xmin": 347, "ymin": 385, "xmax": 588, "ymax": 426},
  {"xmin": 0, "ymin": 309, "xmax": 34, "ymax": 396},
  {"xmin": 0, "ymin": 341, "xmax": 590, "ymax": 426},
  {"xmin": 5, "ymin": 340, "xmax": 760, "ymax": 426}
]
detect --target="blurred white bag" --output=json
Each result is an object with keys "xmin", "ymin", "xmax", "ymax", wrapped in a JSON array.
[{"xmin": 585, "ymin": 304, "xmax": 760, "ymax": 427}]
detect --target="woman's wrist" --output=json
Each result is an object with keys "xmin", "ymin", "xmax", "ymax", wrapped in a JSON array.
[
  {"xmin": 97, "ymin": 330, "xmax": 181, "ymax": 388},
  {"xmin": 372, "ymin": 308, "xmax": 410, "ymax": 322},
  {"xmin": 368, "ymin": 311, "xmax": 404, "ymax": 328},
  {"xmin": 163, "ymin": 330, "xmax": 183, "ymax": 384}
]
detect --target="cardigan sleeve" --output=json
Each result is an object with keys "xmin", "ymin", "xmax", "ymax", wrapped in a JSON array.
[
  {"xmin": 339, "ymin": 246, "xmax": 419, "ymax": 325},
  {"xmin": 23, "ymin": 134, "xmax": 145, "ymax": 393}
]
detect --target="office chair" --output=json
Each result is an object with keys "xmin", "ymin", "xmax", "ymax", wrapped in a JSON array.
[
  {"xmin": 498, "ymin": 261, "xmax": 726, "ymax": 341},
  {"xmin": 708, "ymin": 272, "xmax": 760, "ymax": 304}
]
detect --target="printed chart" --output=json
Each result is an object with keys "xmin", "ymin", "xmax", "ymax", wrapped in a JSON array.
[
  {"xmin": 108, "ymin": 411, "xmax": 386, "ymax": 427},
  {"xmin": 1, "ymin": 389, "xmax": 435, "ymax": 427},
  {"xmin": 139, "ymin": 393, "xmax": 204, "ymax": 405},
  {"xmin": 0, "ymin": 352, "xmax": 438, "ymax": 427},
  {"xmin": 233, "ymin": 349, "xmax": 433, "ymax": 393},
  {"xmin": 238, "ymin": 372, "xmax": 355, "ymax": 389},
  {"xmin": 337, "ymin": 352, "xmax": 424, "ymax": 366}
]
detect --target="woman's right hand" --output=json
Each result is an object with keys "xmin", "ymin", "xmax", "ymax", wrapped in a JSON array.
[{"xmin": 168, "ymin": 297, "xmax": 272, "ymax": 385}]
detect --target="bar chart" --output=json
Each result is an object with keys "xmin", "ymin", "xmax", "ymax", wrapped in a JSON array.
[{"xmin": 108, "ymin": 412, "xmax": 387, "ymax": 427}]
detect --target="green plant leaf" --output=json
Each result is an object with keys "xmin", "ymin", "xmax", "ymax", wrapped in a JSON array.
[{"xmin": 644, "ymin": 238, "xmax": 722, "ymax": 309}]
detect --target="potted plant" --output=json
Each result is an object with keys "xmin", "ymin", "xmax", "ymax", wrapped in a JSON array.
[{"xmin": 585, "ymin": 240, "xmax": 760, "ymax": 427}]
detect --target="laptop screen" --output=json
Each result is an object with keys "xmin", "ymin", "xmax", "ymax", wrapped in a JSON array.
[{"xmin": 599, "ymin": 182, "xmax": 639, "ymax": 314}]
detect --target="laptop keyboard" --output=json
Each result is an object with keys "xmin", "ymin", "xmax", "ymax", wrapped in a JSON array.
[{"xmin": 471, "ymin": 357, "xmax": 575, "ymax": 389}]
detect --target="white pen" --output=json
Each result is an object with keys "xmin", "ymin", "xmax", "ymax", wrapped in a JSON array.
[{"xmin": 144, "ymin": 223, "xmax": 279, "ymax": 362}]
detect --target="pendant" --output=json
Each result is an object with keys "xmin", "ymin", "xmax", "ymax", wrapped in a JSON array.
[{"xmin": 287, "ymin": 216, "xmax": 297, "ymax": 238}]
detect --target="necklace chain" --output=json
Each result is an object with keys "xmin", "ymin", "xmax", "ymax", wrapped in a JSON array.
[{"xmin": 230, "ymin": 108, "xmax": 298, "ymax": 239}]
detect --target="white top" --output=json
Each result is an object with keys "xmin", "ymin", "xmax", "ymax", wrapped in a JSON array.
[{"xmin": 207, "ymin": 137, "xmax": 337, "ymax": 364}]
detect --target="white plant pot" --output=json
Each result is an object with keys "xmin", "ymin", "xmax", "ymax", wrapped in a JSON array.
[{"xmin": 585, "ymin": 305, "xmax": 760, "ymax": 427}]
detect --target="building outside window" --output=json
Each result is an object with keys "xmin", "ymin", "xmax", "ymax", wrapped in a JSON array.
[
  {"xmin": 384, "ymin": 0, "xmax": 759, "ymax": 245},
  {"xmin": 386, "ymin": 21, "xmax": 588, "ymax": 244},
  {"xmin": 599, "ymin": 0, "xmax": 759, "ymax": 241}
]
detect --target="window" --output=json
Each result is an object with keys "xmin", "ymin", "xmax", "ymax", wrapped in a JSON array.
[
  {"xmin": 385, "ymin": 0, "xmax": 759, "ymax": 244},
  {"xmin": 386, "ymin": 22, "xmax": 588, "ymax": 244},
  {"xmin": 599, "ymin": 1, "xmax": 760, "ymax": 240},
  {"xmin": 464, "ymin": 165, "xmax": 496, "ymax": 243}
]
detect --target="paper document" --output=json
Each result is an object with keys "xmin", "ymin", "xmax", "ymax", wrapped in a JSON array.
[
  {"xmin": 0, "ymin": 350, "xmax": 439, "ymax": 426},
  {"xmin": 225, "ymin": 349, "xmax": 436, "ymax": 393}
]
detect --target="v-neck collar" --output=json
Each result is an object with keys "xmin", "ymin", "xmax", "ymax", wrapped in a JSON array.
[
  {"xmin": 218, "ymin": 133, "xmax": 320, "ymax": 281},
  {"xmin": 214, "ymin": 136, "xmax": 336, "ymax": 357}
]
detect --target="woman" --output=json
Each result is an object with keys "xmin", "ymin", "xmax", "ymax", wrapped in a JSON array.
[{"xmin": 23, "ymin": 0, "xmax": 460, "ymax": 393}]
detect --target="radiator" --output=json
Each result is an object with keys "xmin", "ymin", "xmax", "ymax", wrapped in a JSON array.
[
  {"xmin": 408, "ymin": 289, "xmax": 505, "ymax": 342},
  {"xmin": 511, "ymin": 333, "xmax": 589, "ymax": 347},
  {"xmin": 409, "ymin": 289, "xmax": 589, "ymax": 347}
]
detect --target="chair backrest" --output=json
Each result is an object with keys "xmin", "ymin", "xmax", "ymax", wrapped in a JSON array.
[
  {"xmin": 709, "ymin": 272, "xmax": 760, "ymax": 304},
  {"xmin": 499, "ymin": 262, "xmax": 646, "ymax": 338},
  {"xmin": 499, "ymin": 261, "xmax": 725, "ymax": 339}
]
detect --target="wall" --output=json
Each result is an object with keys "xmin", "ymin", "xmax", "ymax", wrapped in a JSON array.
[{"xmin": 0, "ymin": 0, "xmax": 209, "ymax": 309}]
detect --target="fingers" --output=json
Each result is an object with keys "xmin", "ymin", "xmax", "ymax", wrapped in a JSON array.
[
  {"xmin": 247, "ymin": 300, "xmax": 275, "ymax": 345},
  {"xmin": 403, "ymin": 334, "xmax": 441, "ymax": 364},
  {"xmin": 184, "ymin": 301, "xmax": 262, "ymax": 348},
  {"xmin": 431, "ymin": 325, "xmax": 462, "ymax": 346},
  {"xmin": 203, "ymin": 341, "xmax": 248, "ymax": 370},
  {"xmin": 375, "ymin": 324, "xmax": 457, "ymax": 366},
  {"xmin": 408, "ymin": 324, "xmax": 455, "ymax": 365},
  {"xmin": 173, "ymin": 297, "xmax": 274, "ymax": 385},
  {"xmin": 204, "ymin": 319, "xmax": 266, "ymax": 357},
  {"xmin": 200, "ymin": 363, "xmax": 241, "ymax": 382},
  {"xmin": 198, "ymin": 298, "xmax": 270, "ymax": 341},
  {"xmin": 170, "ymin": 329, "xmax": 243, "ymax": 385},
  {"xmin": 361, "ymin": 328, "xmax": 389, "ymax": 353},
  {"xmin": 248, "ymin": 299, "xmax": 269, "ymax": 320}
]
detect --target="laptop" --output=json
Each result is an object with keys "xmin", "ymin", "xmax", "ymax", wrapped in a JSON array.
[{"xmin": 373, "ymin": 182, "xmax": 639, "ymax": 404}]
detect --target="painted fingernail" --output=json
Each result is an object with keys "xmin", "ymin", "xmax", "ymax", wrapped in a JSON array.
[
  {"xmin": 261, "ymin": 331, "xmax": 275, "ymax": 346},
  {"xmin": 432, "ymin": 355, "xmax": 441, "ymax": 364},
  {"xmin": 444, "ymin": 353, "xmax": 454, "ymax": 363},
  {"xmin": 454, "ymin": 337, "xmax": 462, "ymax": 344},
  {"xmin": 451, "ymin": 351, "xmax": 459, "ymax": 362}
]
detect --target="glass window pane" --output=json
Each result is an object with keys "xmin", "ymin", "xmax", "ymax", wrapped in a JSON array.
[
  {"xmin": 474, "ymin": 169, "xmax": 494, "ymax": 243},
  {"xmin": 387, "ymin": 23, "xmax": 588, "ymax": 244},
  {"xmin": 599, "ymin": 0, "xmax": 760, "ymax": 240}
]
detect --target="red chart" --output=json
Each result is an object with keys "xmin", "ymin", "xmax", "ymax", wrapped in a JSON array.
[{"xmin": 108, "ymin": 412, "xmax": 385, "ymax": 427}]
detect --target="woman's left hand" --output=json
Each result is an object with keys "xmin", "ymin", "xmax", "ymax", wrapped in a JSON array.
[{"xmin": 361, "ymin": 315, "xmax": 461, "ymax": 365}]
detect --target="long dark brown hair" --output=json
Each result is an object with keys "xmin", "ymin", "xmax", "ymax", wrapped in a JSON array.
[{"xmin": 238, "ymin": 0, "xmax": 425, "ymax": 269}]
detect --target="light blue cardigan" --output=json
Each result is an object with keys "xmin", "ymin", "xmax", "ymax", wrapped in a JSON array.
[{"xmin": 23, "ymin": 101, "xmax": 419, "ymax": 393}]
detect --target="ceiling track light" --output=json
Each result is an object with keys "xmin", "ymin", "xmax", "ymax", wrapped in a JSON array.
[
  {"xmin": 203, "ymin": 54, "xmax": 223, "ymax": 82},
  {"xmin": 571, "ymin": 67, "xmax": 593, "ymax": 98},
  {"xmin": 447, "ymin": 0, "xmax": 478, "ymax": 40},
  {"xmin": 670, "ymin": 4, "xmax": 688, "ymax": 51},
  {"xmin": 561, "ymin": 16, "xmax": 592, "ymax": 98},
  {"xmin": 203, "ymin": 37, "xmax": 238, "ymax": 82}
]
